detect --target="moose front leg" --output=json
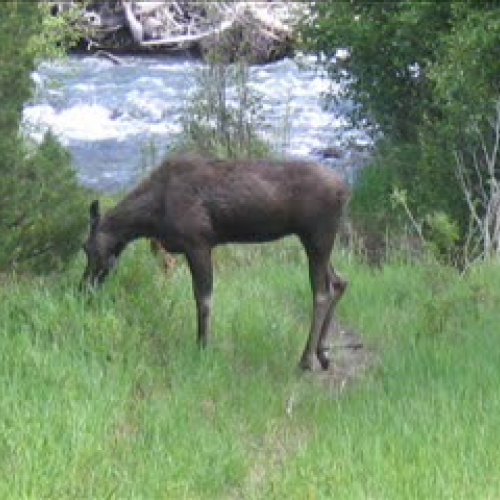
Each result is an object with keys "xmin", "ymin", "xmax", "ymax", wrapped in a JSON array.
[{"xmin": 186, "ymin": 246, "xmax": 213, "ymax": 349}]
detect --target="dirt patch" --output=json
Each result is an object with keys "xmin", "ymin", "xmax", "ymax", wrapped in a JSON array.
[{"xmin": 313, "ymin": 321, "xmax": 376, "ymax": 393}]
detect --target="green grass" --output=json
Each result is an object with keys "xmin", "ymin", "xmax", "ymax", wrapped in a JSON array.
[{"xmin": 1, "ymin": 241, "xmax": 499, "ymax": 499}]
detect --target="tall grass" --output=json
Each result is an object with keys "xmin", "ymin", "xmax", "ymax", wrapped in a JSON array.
[{"xmin": 1, "ymin": 241, "xmax": 499, "ymax": 499}]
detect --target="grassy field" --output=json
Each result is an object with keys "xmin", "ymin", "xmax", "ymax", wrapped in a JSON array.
[{"xmin": 1, "ymin": 240, "xmax": 499, "ymax": 499}]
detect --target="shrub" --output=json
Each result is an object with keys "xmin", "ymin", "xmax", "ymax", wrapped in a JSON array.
[
  {"xmin": 303, "ymin": 2, "xmax": 500, "ymax": 260},
  {"xmin": 173, "ymin": 53, "xmax": 271, "ymax": 159},
  {"xmin": 0, "ymin": 133, "xmax": 89, "ymax": 273}
]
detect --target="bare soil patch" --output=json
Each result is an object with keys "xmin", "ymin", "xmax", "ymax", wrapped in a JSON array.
[{"xmin": 313, "ymin": 321, "xmax": 376, "ymax": 393}]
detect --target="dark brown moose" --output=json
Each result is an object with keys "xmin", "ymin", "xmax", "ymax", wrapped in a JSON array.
[{"xmin": 81, "ymin": 155, "xmax": 349, "ymax": 370}]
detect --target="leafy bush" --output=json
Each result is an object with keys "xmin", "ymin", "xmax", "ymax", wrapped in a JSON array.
[
  {"xmin": 302, "ymin": 2, "xmax": 449, "ymax": 142},
  {"xmin": 303, "ymin": 2, "xmax": 500, "ymax": 256},
  {"xmin": 0, "ymin": 133, "xmax": 88, "ymax": 273}
]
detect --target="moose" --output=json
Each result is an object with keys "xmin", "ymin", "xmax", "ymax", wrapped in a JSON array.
[{"xmin": 81, "ymin": 155, "xmax": 349, "ymax": 370}]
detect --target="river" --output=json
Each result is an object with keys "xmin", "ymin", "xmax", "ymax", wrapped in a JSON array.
[{"xmin": 23, "ymin": 53, "xmax": 370, "ymax": 194}]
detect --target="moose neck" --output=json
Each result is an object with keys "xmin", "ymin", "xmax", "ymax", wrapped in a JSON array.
[{"xmin": 100, "ymin": 191, "xmax": 160, "ymax": 247}]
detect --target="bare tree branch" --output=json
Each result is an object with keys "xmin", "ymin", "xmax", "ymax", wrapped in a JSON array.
[{"xmin": 456, "ymin": 98, "xmax": 500, "ymax": 262}]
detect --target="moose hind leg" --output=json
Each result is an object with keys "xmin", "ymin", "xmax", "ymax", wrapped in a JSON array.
[
  {"xmin": 316, "ymin": 266, "xmax": 348, "ymax": 370},
  {"xmin": 299, "ymin": 249, "xmax": 333, "ymax": 371},
  {"xmin": 186, "ymin": 247, "xmax": 213, "ymax": 349}
]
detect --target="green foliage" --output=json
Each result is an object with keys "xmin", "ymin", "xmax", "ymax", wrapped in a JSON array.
[
  {"xmin": 430, "ymin": 5, "xmax": 500, "ymax": 132},
  {"xmin": 303, "ymin": 2, "xmax": 451, "ymax": 141},
  {"xmin": 389, "ymin": 186, "xmax": 461, "ymax": 264},
  {"xmin": 30, "ymin": 2, "xmax": 84, "ymax": 60},
  {"xmin": 0, "ymin": 2, "xmax": 89, "ymax": 273},
  {"xmin": 0, "ymin": 133, "xmax": 88, "ymax": 273},
  {"xmin": 423, "ymin": 211, "xmax": 460, "ymax": 261},
  {"xmin": 350, "ymin": 144, "xmax": 413, "ymax": 228},
  {"xmin": 0, "ymin": 3, "xmax": 38, "ymax": 142},
  {"xmin": 174, "ymin": 57, "xmax": 271, "ymax": 159},
  {"xmin": 303, "ymin": 2, "xmax": 500, "ymax": 254}
]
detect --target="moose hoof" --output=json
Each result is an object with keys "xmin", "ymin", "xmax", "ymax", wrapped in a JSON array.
[
  {"xmin": 318, "ymin": 356, "xmax": 330, "ymax": 371},
  {"xmin": 317, "ymin": 348, "xmax": 331, "ymax": 371}
]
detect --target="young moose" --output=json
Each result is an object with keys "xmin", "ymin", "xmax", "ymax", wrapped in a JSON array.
[{"xmin": 81, "ymin": 155, "xmax": 349, "ymax": 370}]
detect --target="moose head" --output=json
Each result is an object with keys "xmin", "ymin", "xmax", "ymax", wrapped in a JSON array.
[{"xmin": 81, "ymin": 200, "xmax": 119, "ymax": 288}]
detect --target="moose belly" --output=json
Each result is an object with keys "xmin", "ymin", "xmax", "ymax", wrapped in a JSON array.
[{"xmin": 214, "ymin": 212, "xmax": 291, "ymax": 244}]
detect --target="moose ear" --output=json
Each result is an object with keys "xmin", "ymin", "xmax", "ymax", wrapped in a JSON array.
[{"xmin": 89, "ymin": 200, "xmax": 101, "ymax": 229}]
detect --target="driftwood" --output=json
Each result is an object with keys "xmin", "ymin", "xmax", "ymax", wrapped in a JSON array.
[
  {"xmin": 94, "ymin": 49, "xmax": 122, "ymax": 65},
  {"xmin": 198, "ymin": 4, "xmax": 296, "ymax": 64},
  {"xmin": 48, "ymin": 1, "xmax": 303, "ymax": 63}
]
